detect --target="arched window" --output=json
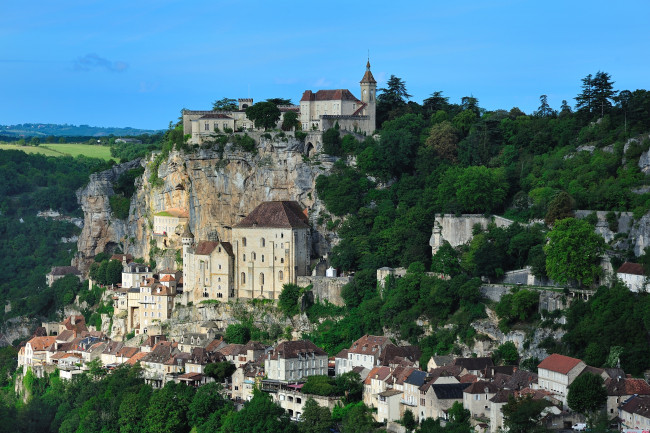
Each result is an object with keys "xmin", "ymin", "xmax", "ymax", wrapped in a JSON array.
[
  {"xmin": 281, "ymin": 233, "xmax": 284, "ymax": 239},
  {"xmin": 261, "ymin": 238, "xmax": 265, "ymax": 247},
  {"xmin": 241, "ymin": 272, "xmax": 246, "ymax": 284},
  {"xmin": 259, "ymin": 273, "xmax": 264, "ymax": 285},
  {"xmin": 261, "ymin": 255, "xmax": 264, "ymax": 263},
  {"xmin": 279, "ymin": 270, "xmax": 283, "ymax": 281},
  {"xmin": 242, "ymin": 237, "xmax": 247, "ymax": 247},
  {"xmin": 243, "ymin": 254, "xmax": 246, "ymax": 262},
  {"xmin": 280, "ymin": 258, "xmax": 284, "ymax": 264},
  {"xmin": 252, "ymin": 252, "xmax": 256, "ymax": 261}
]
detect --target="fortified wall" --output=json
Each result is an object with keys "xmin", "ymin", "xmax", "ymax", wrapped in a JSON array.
[{"xmin": 429, "ymin": 214, "xmax": 515, "ymax": 255}]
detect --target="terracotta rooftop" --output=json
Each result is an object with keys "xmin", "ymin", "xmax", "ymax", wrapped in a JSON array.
[
  {"xmin": 364, "ymin": 366, "xmax": 392, "ymax": 385},
  {"xmin": 160, "ymin": 274, "xmax": 175, "ymax": 282},
  {"xmin": 349, "ymin": 335, "xmax": 391, "ymax": 355},
  {"xmin": 27, "ymin": 336, "xmax": 57, "ymax": 351},
  {"xmin": 537, "ymin": 353, "xmax": 584, "ymax": 375},
  {"xmin": 125, "ymin": 351, "xmax": 148, "ymax": 365},
  {"xmin": 617, "ymin": 262, "xmax": 645, "ymax": 276},
  {"xmin": 234, "ymin": 201, "xmax": 309, "ymax": 229},
  {"xmin": 605, "ymin": 377, "xmax": 650, "ymax": 396},
  {"xmin": 300, "ymin": 89, "xmax": 361, "ymax": 103},
  {"xmin": 61, "ymin": 315, "xmax": 87, "ymax": 333}
]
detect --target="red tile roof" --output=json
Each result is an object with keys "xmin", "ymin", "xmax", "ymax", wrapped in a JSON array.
[
  {"xmin": 300, "ymin": 89, "xmax": 360, "ymax": 103},
  {"xmin": 27, "ymin": 336, "xmax": 57, "ymax": 351},
  {"xmin": 537, "ymin": 353, "xmax": 584, "ymax": 374},
  {"xmin": 160, "ymin": 274, "xmax": 175, "ymax": 282},
  {"xmin": 617, "ymin": 262, "xmax": 645, "ymax": 276},
  {"xmin": 364, "ymin": 366, "xmax": 392, "ymax": 385},
  {"xmin": 605, "ymin": 377, "xmax": 650, "ymax": 396},
  {"xmin": 360, "ymin": 61, "xmax": 377, "ymax": 84},
  {"xmin": 234, "ymin": 201, "xmax": 309, "ymax": 229}
]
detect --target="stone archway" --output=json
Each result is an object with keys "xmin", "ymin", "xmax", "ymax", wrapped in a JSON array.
[{"xmin": 306, "ymin": 142, "xmax": 315, "ymax": 157}]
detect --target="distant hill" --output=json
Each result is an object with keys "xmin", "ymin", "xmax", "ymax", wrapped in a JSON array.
[{"xmin": 0, "ymin": 123, "xmax": 162, "ymax": 138}]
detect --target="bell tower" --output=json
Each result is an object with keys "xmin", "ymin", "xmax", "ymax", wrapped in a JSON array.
[{"xmin": 360, "ymin": 60, "xmax": 377, "ymax": 133}]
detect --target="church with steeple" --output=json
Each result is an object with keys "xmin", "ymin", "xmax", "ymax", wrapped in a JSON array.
[{"xmin": 299, "ymin": 61, "xmax": 377, "ymax": 135}]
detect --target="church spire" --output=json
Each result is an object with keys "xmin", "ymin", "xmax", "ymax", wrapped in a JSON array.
[{"xmin": 360, "ymin": 60, "xmax": 376, "ymax": 84}]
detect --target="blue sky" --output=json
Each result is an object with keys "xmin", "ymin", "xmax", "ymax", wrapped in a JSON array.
[{"xmin": 1, "ymin": 0, "xmax": 648, "ymax": 130}]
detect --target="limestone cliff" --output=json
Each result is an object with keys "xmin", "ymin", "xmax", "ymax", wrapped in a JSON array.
[
  {"xmin": 74, "ymin": 133, "xmax": 336, "ymax": 274},
  {"xmin": 73, "ymin": 159, "xmax": 143, "ymax": 274}
]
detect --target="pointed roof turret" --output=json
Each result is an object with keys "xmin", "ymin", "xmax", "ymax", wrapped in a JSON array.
[
  {"xmin": 361, "ymin": 60, "xmax": 376, "ymax": 84},
  {"xmin": 181, "ymin": 224, "xmax": 194, "ymax": 242}
]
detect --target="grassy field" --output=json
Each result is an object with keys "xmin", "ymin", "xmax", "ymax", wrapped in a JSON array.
[{"xmin": 0, "ymin": 143, "xmax": 117, "ymax": 161}]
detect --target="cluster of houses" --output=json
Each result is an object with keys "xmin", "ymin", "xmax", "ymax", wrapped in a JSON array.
[
  {"xmin": 106, "ymin": 200, "xmax": 314, "ymax": 336},
  {"xmin": 17, "ymin": 324, "xmax": 650, "ymax": 431}
]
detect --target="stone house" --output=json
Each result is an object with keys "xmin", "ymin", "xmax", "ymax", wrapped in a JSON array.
[
  {"xmin": 363, "ymin": 365, "xmax": 393, "ymax": 410},
  {"xmin": 182, "ymin": 237, "xmax": 235, "ymax": 301},
  {"xmin": 232, "ymin": 361, "xmax": 264, "ymax": 402},
  {"xmin": 605, "ymin": 376, "xmax": 650, "ymax": 418},
  {"xmin": 121, "ymin": 262, "xmax": 153, "ymax": 289},
  {"xmin": 46, "ymin": 266, "xmax": 82, "ymax": 287},
  {"xmin": 21, "ymin": 336, "xmax": 57, "ymax": 367},
  {"xmin": 264, "ymin": 340, "xmax": 327, "ymax": 382},
  {"xmin": 616, "ymin": 262, "xmax": 647, "ymax": 292},
  {"xmin": 452, "ymin": 357, "xmax": 494, "ymax": 377},
  {"xmin": 152, "ymin": 208, "xmax": 188, "ymax": 249},
  {"xmin": 377, "ymin": 389, "xmax": 402, "ymax": 423},
  {"xmin": 463, "ymin": 381, "xmax": 499, "ymax": 419},
  {"xmin": 419, "ymin": 382, "xmax": 471, "ymax": 421},
  {"xmin": 619, "ymin": 394, "xmax": 650, "ymax": 431},
  {"xmin": 535, "ymin": 353, "xmax": 586, "ymax": 407},
  {"xmin": 489, "ymin": 389, "xmax": 514, "ymax": 433},
  {"xmin": 402, "ymin": 370, "xmax": 428, "ymax": 419},
  {"xmin": 336, "ymin": 334, "xmax": 420, "ymax": 376}
]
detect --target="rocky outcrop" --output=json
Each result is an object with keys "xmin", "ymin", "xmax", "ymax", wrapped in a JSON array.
[
  {"xmin": 74, "ymin": 133, "xmax": 337, "ymax": 275},
  {"xmin": 73, "ymin": 159, "xmax": 143, "ymax": 274}
]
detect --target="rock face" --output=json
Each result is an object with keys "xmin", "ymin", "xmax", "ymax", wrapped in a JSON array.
[
  {"xmin": 73, "ymin": 159, "xmax": 143, "ymax": 274},
  {"xmin": 74, "ymin": 134, "xmax": 336, "ymax": 275}
]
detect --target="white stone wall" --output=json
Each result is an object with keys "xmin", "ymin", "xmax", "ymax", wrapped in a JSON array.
[{"xmin": 232, "ymin": 226, "xmax": 310, "ymax": 300}]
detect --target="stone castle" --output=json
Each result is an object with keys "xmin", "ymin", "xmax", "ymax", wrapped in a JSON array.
[{"xmin": 181, "ymin": 61, "xmax": 377, "ymax": 143}]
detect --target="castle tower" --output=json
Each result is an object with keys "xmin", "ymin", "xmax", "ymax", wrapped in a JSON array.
[
  {"xmin": 360, "ymin": 60, "xmax": 377, "ymax": 133},
  {"xmin": 181, "ymin": 224, "xmax": 194, "ymax": 265}
]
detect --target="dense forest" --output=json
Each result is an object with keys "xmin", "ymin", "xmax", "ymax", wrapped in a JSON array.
[{"xmin": 307, "ymin": 71, "xmax": 650, "ymax": 376}]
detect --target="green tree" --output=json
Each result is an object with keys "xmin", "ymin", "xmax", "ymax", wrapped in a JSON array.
[
  {"xmin": 536, "ymin": 95, "xmax": 554, "ymax": 117},
  {"xmin": 544, "ymin": 191, "xmax": 574, "ymax": 226},
  {"xmin": 204, "ymin": 361, "xmax": 236, "ymax": 383},
  {"xmin": 567, "ymin": 372, "xmax": 607, "ymax": 419},
  {"xmin": 278, "ymin": 283, "xmax": 302, "ymax": 317},
  {"xmin": 545, "ymin": 218, "xmax": 606, "ymax": 287},
  {"xmin": 281, "ymin": 111, "xmax": 300, "ymax": 131},
  {"xmin": 144, "ymin": 381, "xmax": 195, "ymax": 433},
  {"xmin": 225, "ymin": 323, "xmax": 251, "ymax": 344},
  {"xmin": 188, "ymin": 383, "xmax": 233, "ymax": 429},
  {"xmin": 378, "ymin": 75, "xmax": 411, "ymax": 107},
  {"xmin": 492, "ymin": 341, "xmax": 519, "ymax": 365},
  {"xmin": 425, "ymin": 120, "xmax": 459, "ymax": 163},
  {"xmin": 299, "ymin": 398, "xmax": 333, "ymax": 433},
  {"xmin": 220, "ymin": 389, "xmax": 297, "ymax": 433},
  {"xmin": 105, "ymin": 259, "xmax": 123, "ymax": 286},
  {"xmin": 322, "ymin": 127, "xmax": 343, "ymax": 156},
  {"xmin": 401, "ymin": 409, "xmax": 416, "ymax": 432},
  {"xmin": 501, "ymin": 395, "xmax": 550, "ymax": 433},
  {"xmin": 213, "ymin": 97, "xmax": 238, "ymax": 111},
  {"xmin": 266, "ymin": 98, "xmax": 292, "ymax": 105},
  {"xmin": 245, "ymin": 102, "xmax": 281, "ymax": 130},
  {"xmin": 340, "ymin": 402, "xmax": 376, "ymax": 433}
]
